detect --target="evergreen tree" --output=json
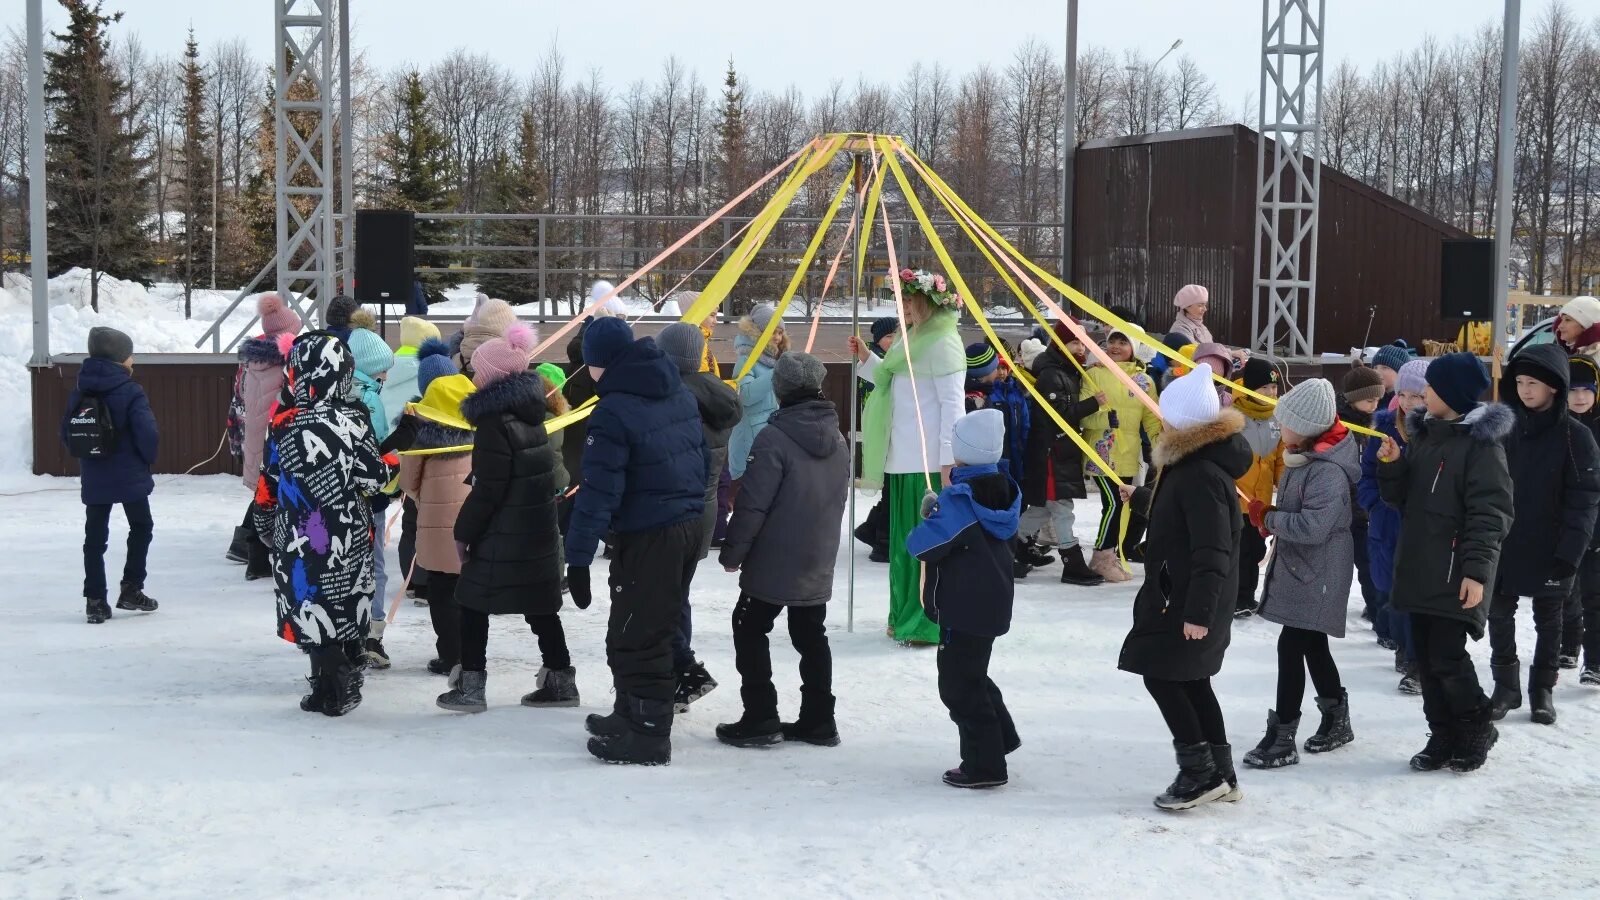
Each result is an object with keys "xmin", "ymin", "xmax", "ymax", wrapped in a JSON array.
[
  {"xmin": 716, "ymin": 59, "xmax": 748, "ymax": 207},
  {"xmin": 173, "ymin": 29, "xmax": 214, "ymax": 315},
  {"xmin": 476, "ymin": 109, "xmax": 545, "ymax": 305},
  {"xmin": 379, "ymin": 71, "xmax": 452, "ymax": 294},
  {"xmin": 44, "ymin": 0, "xmax": 153, "ymax": 311},
  {"xmin": 229, "ymin": 77, "xmax": 277, "ymax": 289}
]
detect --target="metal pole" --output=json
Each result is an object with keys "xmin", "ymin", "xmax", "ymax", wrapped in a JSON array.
[
  {"xmin": 1491, "ymin": 0, "xmax": 1521, "ymax": 348},
  {"xmin": 26, "ymin": 0, "xmax": 47, "ymax": 367},
  {"xmin": 338, "ymin": 0, "xmax": 354, "ymax": 295},
  {"xmin": 1060, "ymin": 0, "xmax": 1077, "ymax": 284},
  {"xmin": 846, "ymin": 153, "xmax": 865, "ymax": 634}
]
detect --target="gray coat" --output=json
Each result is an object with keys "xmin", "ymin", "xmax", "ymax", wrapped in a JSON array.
[
  {"xmin": 1259, "ymin": 430, "xmax": 1362, "ymax": 638},
  {"xmin": 718, "ymin": 398, "xmax": 850, "ymax": 605}
]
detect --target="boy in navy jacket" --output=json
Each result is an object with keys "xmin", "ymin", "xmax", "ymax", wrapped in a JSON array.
[{"xmin": 907, "ymin": 408, "xmax": 1022, "ymax": 788}]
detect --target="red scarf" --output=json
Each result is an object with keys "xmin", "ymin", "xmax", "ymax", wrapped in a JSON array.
[{"xmin": 1312, "ymin": 420, "xmax": 1349, "ymax": 453}]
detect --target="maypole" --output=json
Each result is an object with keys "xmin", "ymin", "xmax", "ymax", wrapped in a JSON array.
[{"xmin": 845, "ymin": 141, "xmax": 867, "ymax": 634}]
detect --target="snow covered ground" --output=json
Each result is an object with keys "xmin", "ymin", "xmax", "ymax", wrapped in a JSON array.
[{"xmin": 3, "ymin": 478, "xmax": 1597, "ymax": 898}]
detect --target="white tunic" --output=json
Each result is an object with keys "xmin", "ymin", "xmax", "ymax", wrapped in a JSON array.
[{"xmin": 858, "ymin": 351, "xmax": 965, "ymax": 474}]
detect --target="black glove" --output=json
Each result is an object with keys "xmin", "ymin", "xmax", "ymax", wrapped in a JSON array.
[
  {"xmin": 380, "ymin": 414, "xmax": 419, "ymax": 454},
  {"xmin": 567, "ymin": 565, "xmax": 591, "ymax": 609},
  {"xmin": 1551, "ymin": 561, "xmax": 1576, "ymax": 582}
]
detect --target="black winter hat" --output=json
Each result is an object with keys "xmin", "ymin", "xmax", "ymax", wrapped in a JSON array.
[
  {"xmin": 324, "ymin": 295, "xmax": 361, "ymax": 330},
  {"xmin": 870, "ymin": 317, "xmax": 899, "ymax": 345},
  {"xmin": 1570, "ymin": 356, "xmax": 1599, "ymax": 393},
  {"xmin": 1238, "ymin": 356, "xmax": 1278, "ymax": 391},
  {"xmin": 1425, "ymin": 352, "xmax": 1490, "ymax": 417}
]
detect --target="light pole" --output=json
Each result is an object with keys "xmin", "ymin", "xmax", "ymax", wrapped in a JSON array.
[{"xmin": 1127, "ymin": 38, "xmax": 1183, "ymax": 133}]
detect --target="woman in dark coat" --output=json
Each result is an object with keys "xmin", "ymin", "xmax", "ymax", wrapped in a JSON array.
[
  {"xmin": 438, "ymin": 324, "xmax": 570, "ymax": 713},
  {"xmin": 1116, "ymin": 364, "xmax": 1250, "ymax": 811},
  {"xmin": 1019, "ymin": 323, "xmax": 1104, "ymax": 585}
]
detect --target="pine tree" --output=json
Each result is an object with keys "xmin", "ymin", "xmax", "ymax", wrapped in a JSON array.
[
  {"xmin": 378, "ymin": 71, "xmax": 453, "ymax": 294},
  {"xmin": 173, "ymin": 29, "xmax": 214, "ymax": 316},
  {"xmin": 44, "ymin": 0, "xmax": 153, "ymax": 311},
  {"xmin": 716, "ymin": 59, "xmax": 748, "ymax": 207},
  {"xmin": 476, "ymin": 109, "xmax": 545, "ymax": 305},
  {"xmin": 229, "ymin": 77, "xmax": 277, "ymax": 288}
]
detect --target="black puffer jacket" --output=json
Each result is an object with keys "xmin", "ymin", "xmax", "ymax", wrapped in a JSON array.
[
  {"xmin": 455, "ymin": 371, "xmax": 564, "ymax": 616},
  {"xmin": 682, "ymin": 370, "xmax": 743, "ymax": 558},
  {"xmin": 1118, "ymin": 410, "xmax": 1252, "ymax": 681},
  {"xmin": 560, "ymin": 324, "xmax": 598, "ymax": 481},
  {"xmin": 906, "ymin": 465, "xmax": 1021, "ymax": 637},
  {"xmin": 1022, "ymin": 347, "xmax": 1100, "ymax": 505},
  {"xmin": 1379, "ymin": 403, "xmax": 1514, "ymax": 638},
  {"xmin": 1495, "ymin": 343, "xmax": 1600, "ymax": 594},
  {"xmin": 719, "ymin": 398, "xmax": 849, "ymax": 605},
  {"xmin": 1337, "ymin": 397, "xmax": 1373, "ymax": 528}
]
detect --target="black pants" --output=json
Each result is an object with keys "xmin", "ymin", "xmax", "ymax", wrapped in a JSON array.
[
  {"xmin": 84, "ymin": 497, "xmax": 153, "ymax": 600},
  {"xmin": 1489, "ymin": 589, "xmax": 1566, "ymax": 684},
  {"xmin": 398, "ymin": 497, "xmax": 427, "ymax": 592},
  {"xmin": 1352, "ymin": 520, "xmax": 1377, "ymax": 617},
  {"xmin": 606, "ymin": 520, "xmax": 702, "ymax": 703},
  {"xmin": 1237, "ymin": 513, "xmax": 1267, "ymax": 610},
  {"xmin": 860, "ymin": 485, "xmax": 892, "ymax": 551},
  {"xmin": 1574, "ymin": 550, "xmax": 1600, "ymax": 665},
  {"xmin": 731, "ymin": 594, "xmax": 832, "ymax": 721},
  {"xmin": 427, "ymin": 572, "xmax": 461, "ymax": 667},
  {"xmin": 1413, "ymin": 613, "xmax": 1489, "ymax": 728},
  {"xmin": 458, "ymin": 606, "xmax": 570, "ymax": 673},
  {"xmin": 1275, "ymin": 626, "xmax": 1343, "ymax": 722},
  {"xmin": 1143, "ymin": 676, "xmax": 1228, "ymax": 746},
  {"xmin": 937, "ymin": 629, "xmax": 1017, "ymax": 780},
  {"xmin": 239, "ymin": 502, "xmax": 270, "ymax": 574},
  {"xmin": 673, "ymin": 567, "xmax": 698, "ymax": 672}
]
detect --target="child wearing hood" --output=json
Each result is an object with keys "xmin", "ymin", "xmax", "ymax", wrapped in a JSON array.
[
  {"xmin": 907, "ymin": 409, "xmax": 1022, "ymax": 789},
  {"xmin": 225, "ymin": 292, "xmax": 301, "ymax": 580}
]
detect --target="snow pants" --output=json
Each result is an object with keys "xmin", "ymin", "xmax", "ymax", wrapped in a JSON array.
[
  {"xmin": 938, "ymin": 628, "xmax": 1017, "ymax": 781},
  {"xmin": 1413, "ymin": 613, "xmax": 1489, "ymax": 730}
]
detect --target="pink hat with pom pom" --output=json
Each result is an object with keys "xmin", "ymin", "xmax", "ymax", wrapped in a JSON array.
[
  {"xmin": 257, "ymin": 292, "xmax": 302, "ymax": 337},
  {"xmin": 471, "ymin": 322, "xmax": 539, "ymax": 388}
]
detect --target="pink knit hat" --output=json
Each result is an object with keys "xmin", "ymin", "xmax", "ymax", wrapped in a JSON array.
[
  {"xmin": 257, "ymin": 292, "xmax": 302, "ymax": 337},
  {"xmin": 1174, "ymin": 284, "xmax": 1209, "ymax": 310},
  {"xmin": 471, "ymin": 322, "xmax": 538, "ymax": 388}
]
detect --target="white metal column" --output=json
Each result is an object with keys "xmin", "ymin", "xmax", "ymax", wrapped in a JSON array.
[
  {"xmin": 1251, "ymin": 0, "xmax": 1324, "ymax": 357},
  {"xmin": 275, "ymin": 0, "xmax": 338, "ymax": 328}
]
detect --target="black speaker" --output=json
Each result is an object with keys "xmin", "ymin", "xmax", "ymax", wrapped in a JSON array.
[
  {"xmin": 1440, "ymin": 238, "xmax": 1496, "ymax": 321},
  {"xmin": 354, "ymin": 209, "xmax": 416, "ymax": 305}
]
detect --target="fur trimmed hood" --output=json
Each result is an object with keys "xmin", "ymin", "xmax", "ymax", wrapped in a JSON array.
[
  {"xmin": 1152, "ymin": 407, "xmax": 1247, "ymax": 470},
  {"xmin": 413, "ymin": 418, "xmax": 474, "ymax": 454},
  {"xmin": 239, "ymin": 332, "xmax": 293, "ymax": 366},
  {"xmin": 460, "ymin": 370, "xmax": 545, "ymax": 427},
  {"xmin": 1405, "ymin": 402, "xmax": 1514, "ymax": 444}
]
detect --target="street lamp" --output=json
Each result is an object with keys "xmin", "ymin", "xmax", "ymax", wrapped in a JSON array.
[{"xmin": 1126, "ymin": 38, "xmax": 1183, "ymax": 133}]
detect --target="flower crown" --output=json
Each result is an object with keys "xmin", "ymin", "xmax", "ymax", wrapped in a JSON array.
[{"xmin": 898, "ymin": 268, "xmax": 961, "ymax": 310}]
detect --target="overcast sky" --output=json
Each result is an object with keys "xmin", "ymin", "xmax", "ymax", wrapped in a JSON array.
[{"xmin": 15, "ymin": 0, "xmax": 1538, "ymax": 115}]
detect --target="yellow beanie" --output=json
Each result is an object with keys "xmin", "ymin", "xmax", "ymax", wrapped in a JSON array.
[{"xmin": 400, "ymin": 316, "xmax": 441, "ymax": 349}]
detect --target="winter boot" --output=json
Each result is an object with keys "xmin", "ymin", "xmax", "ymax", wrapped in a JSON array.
[
  {"xmin": 225, "ymin": 526, "xmax": 251, "ymax": 564},
  {"xmin": 521, "ymin": 666, "xmax": 580, "ymax": 707},
  {"xmin": 1377, "ymin": 636, "xmax": 1398, "ymax": 652},
  {"xmin": 1397, "ymin": 664, "xmax": 1422, "ymax": 695},
  {"xmin": 1241, "ymin": 711, "xmax": 1300, "ymax": 769},
  {"xmin": 1409, "ymin": 726, "xmax": 1455, "ymax": 771},
  {"xmin": 300, "ymin": 652, "xmax": 329, "ymax": 713},
  {"xmin": 1021, "ymin": 538, "xmax": 1055, "ymax": 568},
  {"xmin": 1582, "ymin": 664, "xmax": 1600, "ymax": 686},
  {"xmin": 1125, "ymin": 542, "xmax": 1148, "ymax": 565},
  {"xmin": 1488, "ymin": 663, "xmax": 1522, "ymax": 720},
  {"xmin": 1211, "ymin": 742, "xmax": 1243, "ymax": 802},
  {"xmin": 85, "ymin": 597, "xmax": 111, "ymax": 625},
  {"xmin": 1394, "ymin": 646, "xmax": 1407, "ymax": 674},
  {"xmin": 361, "ymin": 620, "xmax": 391, "ymax": 670},
  {"xmin": 780, "ymin": 691, "xmax": 840, "ymax": 747},
  {"xmin": 115, "ymin": 583, "xmax": 158, "ymax": 612},
  {"xmin": 588, "ymin": 696, "xmax": 673, "ymax": 766},
  {"xmin": 1529, "ymin": 667, "xmax": 1557, "ymax": 726},
  {"xmin": 1153, "ymin": 741, "xmax": 1228, "ymax": 810},
  {"xmin": 436, "ymin": 670, "xmax": 488, "ymax": 713},
  {"xmin": 1557, "ymin": 652, "xmax": 1579, "ymax": 670},
  {"xmin": 1089, "ymin": 548, "xmax": 1129, "ymax": 583},
  {"xmin": 1012, "ymin": 557, "xmax": 1033, "ymax": 580},
  {"xmin": 1234, "ymin": 599, "xmax": 1259, "ymax": 618},
  {"xmin": 319, "ymin": 644, "xmax": 364, "ymax": 717},
  {"xmin": 586, "ymin": 692, "xmax": 629, "ymax": 737},
  {"xmin": 1303, "ymin": 690, "xmax": 1354, "ymax": 753},
  {"xmin": 426, "ymin": 658, "xmax": 454, "ymax": 676},
  {"xmin": 868, "ymin": 545, "xmax": 889, "ymax": 564},
  {"xmin": 673, "ymin": 660, "xmax": 718, "ymax": 714},
  {"xmin": 943, "ymin": 766, "xmax": 1007, "ymax": 789},
  {"xmin": 715, "ymin": 716, "xmax": 784, "ymax": 748},
  {"xmin": 1448, "ymin": 707, "xmax": 1499, "ymax": 773},
  {"xmin": 1059, "ymin": 545, "xmax": 1105, "ymax": 587}
]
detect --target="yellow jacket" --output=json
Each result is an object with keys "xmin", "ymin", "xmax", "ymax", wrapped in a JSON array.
[
  {"xmin": 1232, "ymin": 392, "xmax": 1284, "ymax": 511},
  {"xmin": 1079, "ymin": 360, "xmax": 1161, "ymax": 478}
]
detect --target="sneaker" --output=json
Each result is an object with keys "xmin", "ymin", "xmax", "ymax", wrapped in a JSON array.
[
  {"xmin": 361, "ymin": 637, "xmax": 391, "ymax": 670},
  {"xmin": 85, "ymin": 597, "xmax": 111, "ymax": 624},
  {"xmin": 673, "ymin": 662, "xmax": 718, "ymax": 714},
  {"xmin": 943, "ymin": 766, "xmax": 1006, "ymax": 789},
  {"xmin": 115, "ymin": 584, "xmax": 158, "ymax": 612},
  {"xmin": 1234, "ymin": 601, "xmax": 1259, "ymax": 619},
  {"xmin": 1020, "ymin": 540, "xmax": 1055, "ymax": 568}
]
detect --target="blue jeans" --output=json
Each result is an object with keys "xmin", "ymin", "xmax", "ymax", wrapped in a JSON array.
[
  {"xmin": 83, "ymin": 498, "xmax": 153, "ymax": 600},
  {"xmin": 1371, "ymin": 585, "xmax": 1393, "ymax": 644}
]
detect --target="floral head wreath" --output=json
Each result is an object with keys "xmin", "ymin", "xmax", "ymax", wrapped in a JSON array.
[{"xmin": 898, "ymin": 268, "xmax": 961, "ymax": 310}]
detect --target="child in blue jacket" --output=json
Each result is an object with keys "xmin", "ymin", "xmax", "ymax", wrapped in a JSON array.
[{"xmin": 907, "ymin": 408, "xmax": 1022, "ymax": 789}]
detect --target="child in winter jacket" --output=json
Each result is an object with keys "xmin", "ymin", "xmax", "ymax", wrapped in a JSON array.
[
  {"xmin": 1080, "ymin": 324, "xmax": 1162, "ymax": 583},
  {"xmin": 1376, "ymin": 352, "xmax": 1514, "ymax": 772},
  {"xmin": 716, "ymin": 352, "xmax": 850, "ymax": 749},
  {"xmin": 381, "ymin": 315, "xmax": 441, "ymax": 431},
  {"xmin": 63, "ymin": 327, "xmax": 160, "ymax": 624},
  {"xmin": 1231, "ymin": 357, "xmax": 1282, "ymax": 617},
  {"xmin": 1018, "ymin": 321, "xmax": 1104, "ymax": 586},
  {"xmin": 1487, "ymin": 344, "xmax": 1600, "ymax": 727},
  {"xmin": 253, "ymin": 332, "xmax": 398, "ymax": 716},
  {"xmin": 907, "ymin": 408, "xmax": 1022, "ymax": 789},
  {"xmin": 1244, "ymin": 379, "xmax": 1361, "ymax": 770},
  {"xmin": 729, "ymin": 304, "xmax": 786, "ymax": 480},
  {"xmin": 1339, "ymin": 366, "xmax": 1385, "ymax": 635},
  {"xmin": 1565, "ymin": 356, "xmax": 1600, "ymax": 685},
  {"xmin": 346, "ymin": 321, "xmax": 398, "ymax": 668},
  {"xmin": 1358, "ymin": 358, "xmax": 1430, "ymax": 694},
  {"xmin": 964, "ymin": 342, "xmax": 1030, "ymax": 485},
  {"xmin": 225, "ymin": 293, "xmax": 301, "ymax": 580}
]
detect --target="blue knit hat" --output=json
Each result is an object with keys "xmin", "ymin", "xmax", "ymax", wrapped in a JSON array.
[
  {"xmin": 1425, "ymin": 352, "xmax": 1490, "ymax": 417},
  {"xmin": 347, "ymin": 327, "xmax": 394, "ymax": 377},
  {"xmin": 871, "ymin": 317, "xmax": 899, "ymax": 345},
  {"xmin": 582, "ymin": 315, "xmax": 634, "ymax": 368},
  {"xmin": 965, "ymin": 341, "xmax": 999, "ymax": 379},
  {"xmin": 1372, "ymin": 343, "xmax": 1410, "ymax": 373},
  {"xmin": 416, "ymin": 337, "xmax": 457, "ymax": 397}
]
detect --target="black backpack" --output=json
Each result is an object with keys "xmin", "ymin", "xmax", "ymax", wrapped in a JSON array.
[{"xmin": 66, "ymin": 390, "xmax": 118, "ymax": 459}]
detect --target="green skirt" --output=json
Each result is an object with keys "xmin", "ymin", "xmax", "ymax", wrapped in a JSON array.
[{"xmin": 887, "ymin": 471, "xmax": 942, "ymax": 644}]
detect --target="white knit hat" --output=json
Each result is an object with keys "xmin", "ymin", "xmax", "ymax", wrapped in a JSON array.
[
  {"xmin": 1562, "ymin": 296, "xmax": 1600, "ymax": 330},
  {"xmin": 1161, "ymin": 363, "xmax": 1221, "ymax": 431},
  {"xmin": 1275, "ymin": 377, "xmax": 1338, "ymax": 437}
]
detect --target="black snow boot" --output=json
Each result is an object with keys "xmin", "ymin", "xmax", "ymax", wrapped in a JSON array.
[
  {"xmin": 1393, "ymin": 646, "xmax": 1407, "ymax": 674},
  {"xmin": 521, "ymin": 666, "xmax": 580, "ymax": 707},
  {"xmin": 318, "ymin": 644, "xmax": 364, "ymax": 717},
  {"xmin": 1241, "ymin": 711, "xmax": 1299, "ymax": 769},
  {"xmin": 1211, "ymin": 742, "xmax": 1243, "ymax": 802},
  {"xmin": 780, "ymin": 691, "xmax": 841, "ymax": 747},
  {"xmin": 1303, "ymin": 690, "xmax": 1354, "ymax": 753},
  {"xmin": 1529, "ymin": 667, "xmax": 1557, "ymax": 726},
  {"xmin": 1012, "ymin": 555, "xmax": 1033, "ymax": 580},
  {"xmin": 1582, "ymin": 664, "xmax": 1600, "ymax": 686},
  {"xmin": 715, "ymin": 716, "xmax": 783, "ymax": 748},
  {"xmin": 85, "ymin": 596, "xmax": 111, "ymax": 624},
  {"xmin": 1021, "ymin": 538, "xmax": 1055, "ymax": 568},
  {"xmin": 1557, "ymin": 651, "xmax": 1579, "ymax": 670},
  {"xmin": 1449, "ymin": 706, "xmax": 1499, "ymax": 773},
  {"xmin": 1488, "ymin": 663, "xmax": 1522, "ymax": 720},
  {"xmin": 586, "ymin": 692, "xmax": 629, "ymax": 737},
  {"xmin": 225, "ymin": 526, "xmax": 251, "ymax": 564},
  {"xmin": 1397, "ymin": 663, "xmax": 1422, "ymax": 695},
  {"xmin": 436, "ymin": 669, "xmax": 488, "ymax": 713},
  {"xmin": 1153, "ymin": 741, "xmax": 1228, "ymax": 810},
  {"xmin": 426, "ymin": 657, "xmax": 454, "ymax": 676},
  {"xmin": 943, "ymin": 766, "xmax": 1007, "ymax": 789},
  {"xmin": 588, "ymin": 696, "xmax": 673, "ymax": 766},
  {"xmin": 1059, "ymin": 545, "xmax": 1105, "ymax": 587},
  {"xmin": 1409, "ymin": 726, "xmax": 1455, "ymax": 771},
  {"xmin": 300, "ymin": 651, "xmax": 329, "ymax": 713},
  {"xmin": 672, "ymin": 660, "xmax": 718, "ymax": 714},
  {"xmin": 115, "ymin": 583, "xmax": 158, "ymax": 612}
]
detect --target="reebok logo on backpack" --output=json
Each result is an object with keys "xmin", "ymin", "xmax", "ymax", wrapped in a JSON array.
[{"xmin": 67, "ymin": 392, "xmax": 118, "ymax": 459}]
